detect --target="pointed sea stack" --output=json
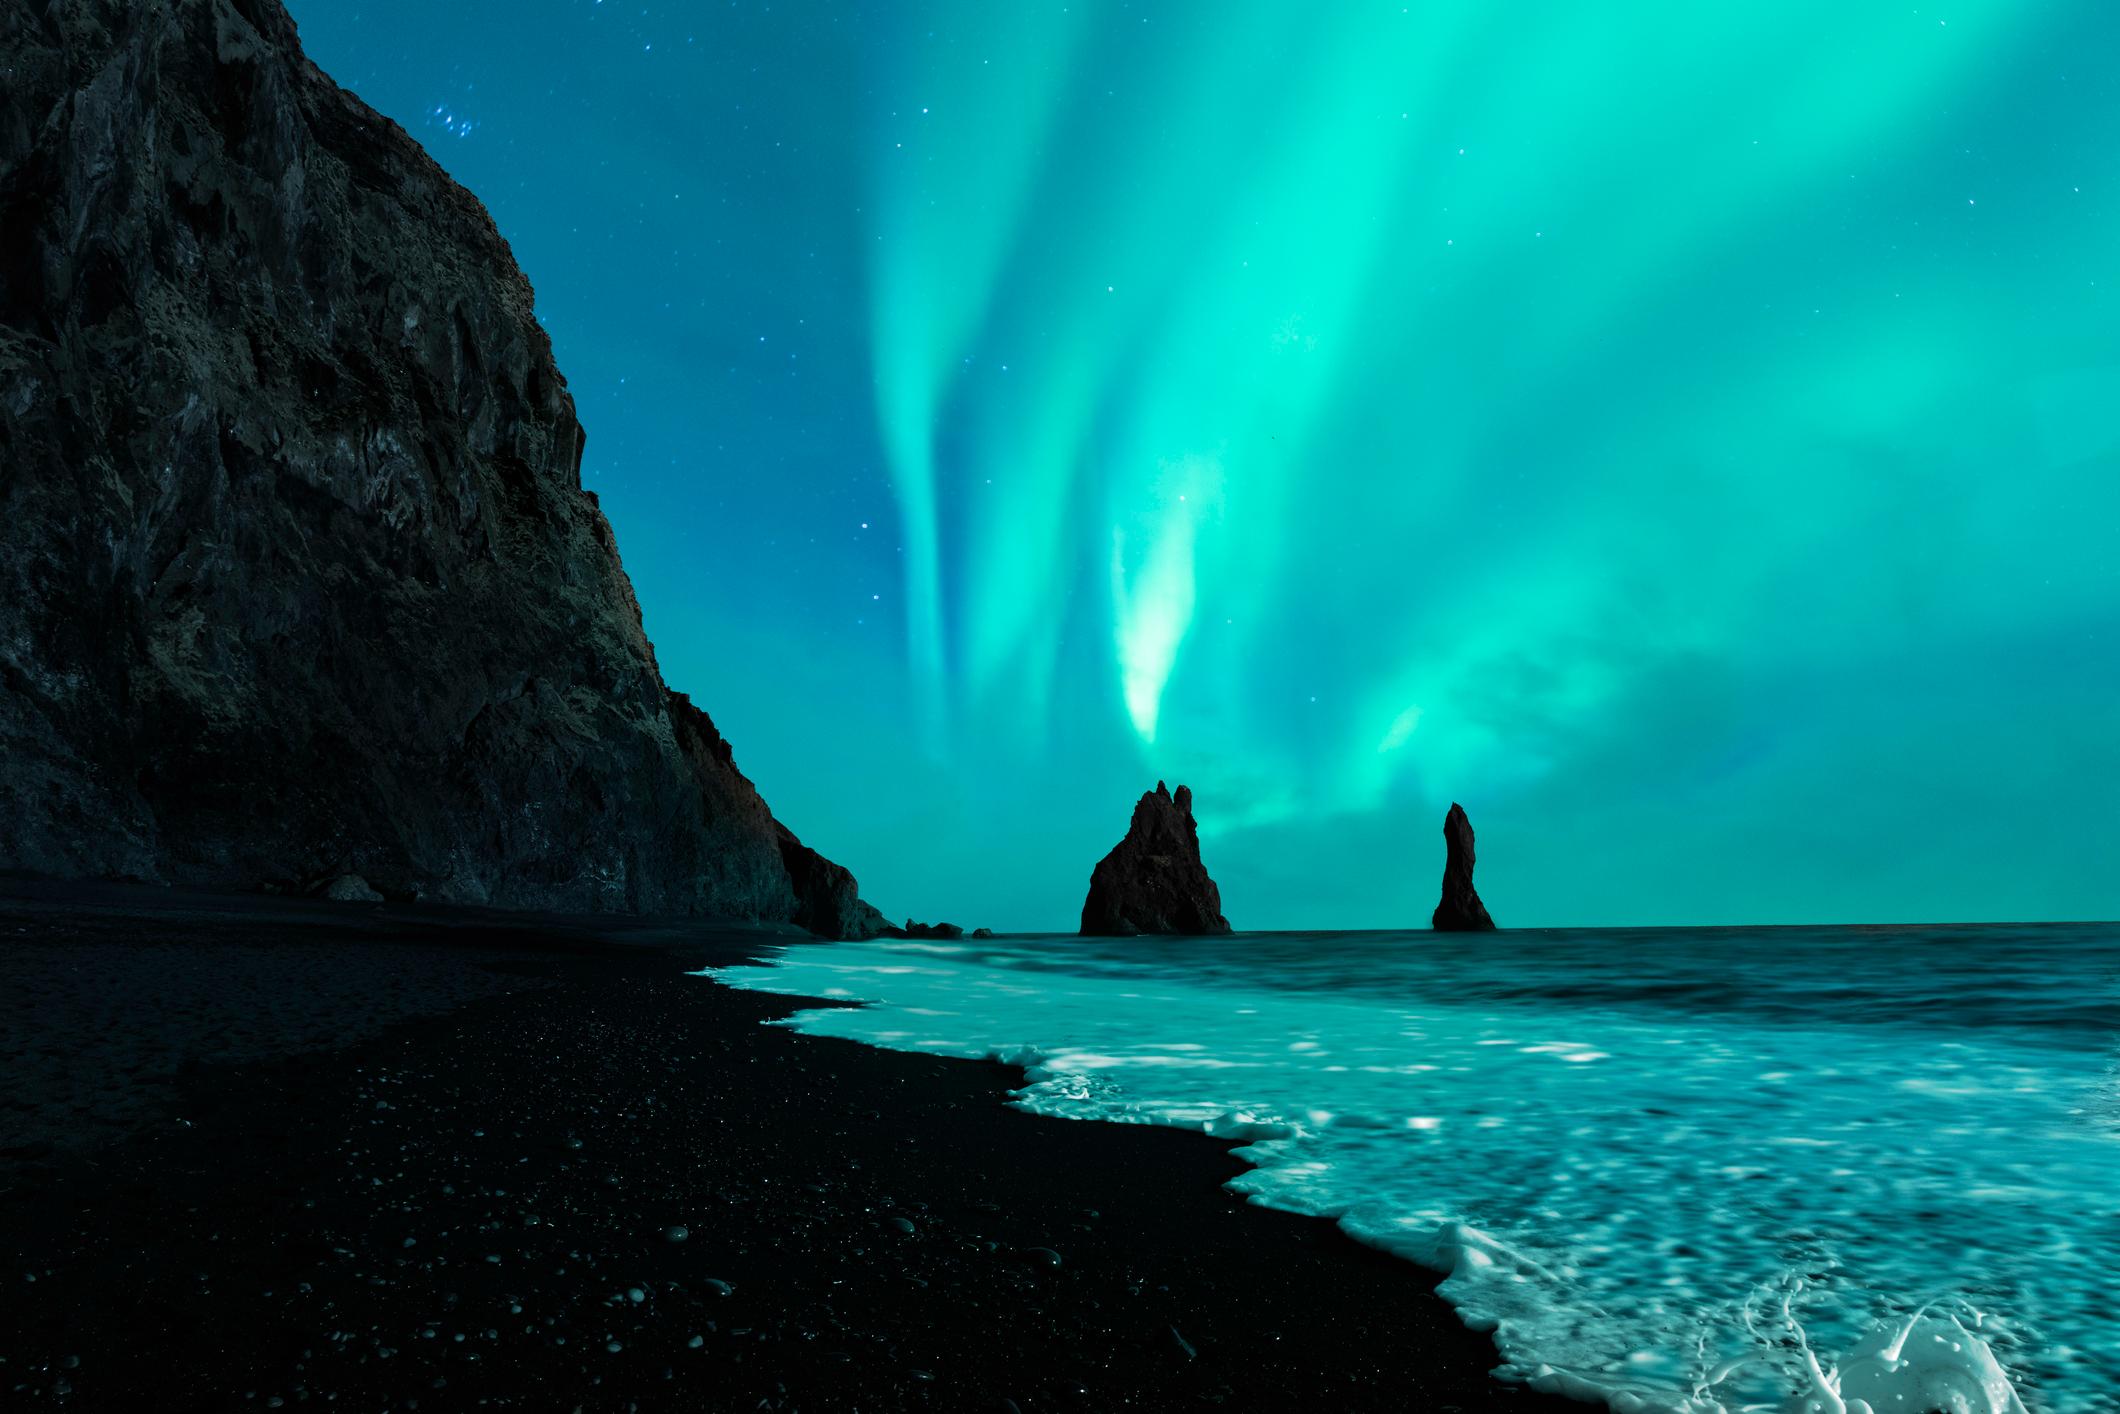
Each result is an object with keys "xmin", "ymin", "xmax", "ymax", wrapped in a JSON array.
[
  {"xmin": 1431, "ymin": 803, "xmax": 1497, "ymax": 931},
  {"xmin": 1080, "ymin": 782, "xmax": 1233, "ymax": 936}
]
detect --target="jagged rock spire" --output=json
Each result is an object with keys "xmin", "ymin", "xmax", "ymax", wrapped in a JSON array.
[{"xmin": 1079, "ymin": 783, "xmax": 1232, "ymax": 936}]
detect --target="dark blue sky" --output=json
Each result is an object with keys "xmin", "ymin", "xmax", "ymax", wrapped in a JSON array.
[{"xmin": 293, "ymin": 1, "xmax": 2118, "ymax": 928}]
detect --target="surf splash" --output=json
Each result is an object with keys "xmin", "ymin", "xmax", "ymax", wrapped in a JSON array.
[
  {"xmin": 1705, "ymin": 1279, "xmax": 2033, "ymax": 1414},
  {"xmin": 707, "ymin": 925, "xmax": 2119, "ymax": 1412}
]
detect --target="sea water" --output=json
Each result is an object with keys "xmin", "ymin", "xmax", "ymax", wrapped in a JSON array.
[{"xmin": 707, "ymin": 925, "xmax": 2120, "ymax": 1413}]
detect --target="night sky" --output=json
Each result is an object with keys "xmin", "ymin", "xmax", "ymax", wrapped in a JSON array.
[{"xmin": 292, "ymin": 1, "xmax": 2118, "ymax": 930}]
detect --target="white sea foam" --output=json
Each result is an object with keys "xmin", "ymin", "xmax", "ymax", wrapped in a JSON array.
[{"xmin": 706, "ymin": 927, "xmax": 2120, "ymax": 1412}]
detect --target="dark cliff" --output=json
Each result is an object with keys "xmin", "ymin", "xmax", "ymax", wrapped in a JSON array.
[
  {"xmin": 1080, "ymin": 782, "xmax": 1232, "ymax": 937},
  {"xmin": 0, "ymin": 0, "xmax": 885, "ymax": 935},
  {"xmin": 1430, "ymin": 803, "xmax": 1496, "ymax": 932}
]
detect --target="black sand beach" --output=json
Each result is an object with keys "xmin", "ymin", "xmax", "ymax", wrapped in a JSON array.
[{"xmin": 1, "ymin": 882, "xmax": 1579, "ymax": 1412}]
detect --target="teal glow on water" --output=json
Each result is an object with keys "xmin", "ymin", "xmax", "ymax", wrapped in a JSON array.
[{"xmin": 712, "ymin": 926, "xmax": 2120, "ymax": 1413}]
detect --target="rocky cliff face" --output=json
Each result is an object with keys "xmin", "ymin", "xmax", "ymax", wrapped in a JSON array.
[
  {"xmin": 1431, "ymin": 803, "xmax": 1496, "ymax": 931},
  {"xmin": 1079, "ymin": 782, "xmax": 1232, "ymax": 936},
  {"xmin": 0, "ymin": 0, "xmax": 885, "ymax": 935}
]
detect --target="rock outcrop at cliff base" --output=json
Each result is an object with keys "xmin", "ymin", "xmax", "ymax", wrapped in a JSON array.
[
  {"xmin": 0, "ymin": 0, "xmax": 885, "ymax": 936},
  {"xmin": 1080, "ymin": 782, "xmax": 1232, "ymax": 936}
]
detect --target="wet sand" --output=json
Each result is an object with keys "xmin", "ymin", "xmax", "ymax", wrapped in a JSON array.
[{"xmin": 0, "ymin": 880, "xmax": 1580, "ymax": 1411}]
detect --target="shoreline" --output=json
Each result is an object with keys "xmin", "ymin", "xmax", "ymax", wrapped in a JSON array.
[{"xmin": 2, "ymin": 882, "xmax": 1582, "ymax": 1411}]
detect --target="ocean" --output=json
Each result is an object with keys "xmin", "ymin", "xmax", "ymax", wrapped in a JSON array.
[{"xmin": 708, "ymin": 925, "xmax": 2120, "ymax": 1414}]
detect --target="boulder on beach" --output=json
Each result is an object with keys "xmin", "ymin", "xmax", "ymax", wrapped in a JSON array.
[
  {"xmin": 1080, "ymin": 783, "xmax": 1232, "ymax": 937},
  {"xmin": 971, "ymin": 927, "xmax": 995, "ymax": 939},
  {"xmin": 898, "ymin": 920, "xmax": 965, "ymax": 940},
  {"xmin": 319, "ymin": 875, "xmax": 384, "ymax": 904},
  {"xmin": 1431, "ymin": 803, "xmax": 1497, "ymax": 931}
]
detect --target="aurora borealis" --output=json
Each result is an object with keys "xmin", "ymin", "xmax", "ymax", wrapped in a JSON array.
[{"xmin": 298, "ymin": 1, "xmax": 2117, "ymax": 930}]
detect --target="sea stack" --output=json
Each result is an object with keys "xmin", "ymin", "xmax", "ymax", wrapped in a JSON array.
[
  {"xmin": 0, "ymin": 0, "xmax": 885, "ymax": 937},
  {"xmin": 1080, "ymin": 782, "xmax": 1233, "ymax": 936},
  {"xmin": 1431, "ymin": 803, "xmax": 1497, "ymax": 931}
]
